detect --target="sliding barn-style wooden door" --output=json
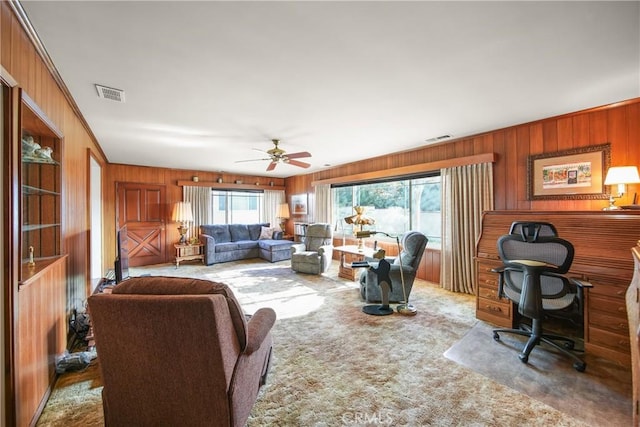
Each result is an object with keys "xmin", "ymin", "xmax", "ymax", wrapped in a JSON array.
[{"xmin": 116, "ymin": 182, "xmax": 166, "ymax": 266}]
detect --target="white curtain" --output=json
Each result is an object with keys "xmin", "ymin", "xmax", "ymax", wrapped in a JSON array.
[
  {"xmin": 314, "ymin": 184, "xmax": 331, "ymax": 224},
  {"xmin": 183, "ymin": 186, "xmax": 212, "ymax": 241},
  {"xmin": 440, "ymin": 162, "xmax": 494, "ymax": 294},
  {"xmin": 263, "ymin": 190, "xmax": 285, "ymax": 229}
]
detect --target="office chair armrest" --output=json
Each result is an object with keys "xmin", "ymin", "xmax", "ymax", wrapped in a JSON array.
[
  {"xmin": 491, "ymin": 265, "xmax": 506, "ymax": 298},
  {"xmin": 569, "ymin": 277, "xmax": 593, "ymax": 288}
]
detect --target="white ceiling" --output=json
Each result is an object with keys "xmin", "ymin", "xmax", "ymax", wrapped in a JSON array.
[{"xmin": 19, "ymin": 1, "xmax": 640, "ymax": 178}]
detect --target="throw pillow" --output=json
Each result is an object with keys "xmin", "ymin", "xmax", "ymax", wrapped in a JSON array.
[{"xmin": 259, "ymin": 226, "xmax": 275, "ymax": 240}]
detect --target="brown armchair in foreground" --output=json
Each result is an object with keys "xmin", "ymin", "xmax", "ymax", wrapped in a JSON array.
[{"xmin": 88, "ymin": 276, "xmax": 275, "ymax": 427}]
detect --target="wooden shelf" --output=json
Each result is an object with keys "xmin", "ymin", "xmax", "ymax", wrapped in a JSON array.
[{"xmin": 177, "ymin": 180, "xmax": 285, "ymax": 191}]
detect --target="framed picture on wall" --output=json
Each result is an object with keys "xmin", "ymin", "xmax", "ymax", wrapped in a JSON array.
[
  {"xmin": 291, "ymin": 194, "xmax": 308, "ymax": 214},
  {"xmin": 527, "ymin": 143, "xmax": 611, "ymax": 200}
]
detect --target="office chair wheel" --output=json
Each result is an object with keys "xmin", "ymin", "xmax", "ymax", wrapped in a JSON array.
[
  {"xmin": 573, "ymin": 361, "xmax": 586, "ymax": 372},
  {"xmin": 493, "ymin": 332, "xmax": 500, "ymax": 341},
  {"xmin": 518, "ymin": 354, "xmax": 528, "ymax": 363}
]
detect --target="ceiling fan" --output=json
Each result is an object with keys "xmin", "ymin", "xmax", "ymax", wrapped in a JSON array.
[{"xmin": 236, "ymin": 139, "xmax": 312, "ymax": 171}]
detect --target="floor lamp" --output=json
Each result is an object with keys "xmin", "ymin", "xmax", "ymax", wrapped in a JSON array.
[{"xmin": 356, "ymin": 230, "xmax": 417, "ymax": 316}]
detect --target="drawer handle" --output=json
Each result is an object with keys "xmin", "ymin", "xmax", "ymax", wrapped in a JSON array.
[
  {"xmin": 615, "ymin": 290, "xmax": 623, "ymax": 296},
  {"xmin": 485, "ymin": 280, "xmax": 496, "ymax": 286},
  {"xmin": 486, "ymin": 305, "xmax": 502, "ymax": 313},
  {"xmin": 617, "ymin": 307, "xmax": 626, "ymax": 313}
]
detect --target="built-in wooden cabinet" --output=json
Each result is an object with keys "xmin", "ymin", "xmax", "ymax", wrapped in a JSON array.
[
  {"xmin": 13, "ymin": 92, "xmax": 67, "ymax": 427},
  {"xmin": 19, "ymin": 93, "xmax": 63, "ymax": 282},
  {"xmin": 476, "ymin": 210, "xmax": 640, "ymax": 366}
]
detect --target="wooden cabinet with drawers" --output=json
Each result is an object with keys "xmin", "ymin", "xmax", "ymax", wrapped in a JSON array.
[
  {"xmin": 476, "ymin": 258, "xmax": 513, "ymax": 327},
  {"xmin": 476, "ymin": 210, "xmax": 640, "ymax": 366}
]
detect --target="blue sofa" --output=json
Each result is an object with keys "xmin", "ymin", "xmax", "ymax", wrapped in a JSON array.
[{"xmin": 199, "ymin": 223, "xmax": 294, "ymax": 265}]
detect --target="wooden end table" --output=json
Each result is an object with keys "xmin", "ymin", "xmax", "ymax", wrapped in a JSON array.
[
  {"xmin": 334, "ymin": 245, "xmax": 375, "ymax": 281},
  {"xmin": 174, "ymin": 243, "xmax": 204, "ymax": 268}
]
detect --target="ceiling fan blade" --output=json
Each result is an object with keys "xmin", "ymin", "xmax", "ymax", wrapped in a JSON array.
[
  {"xmin": 266, "ymin": 161, "xmax": 278, "ymax": 171},
  {"xmin": 287, "ymin": 159, "xmax": 311, "ymax": 168},
  {"xmin": 285, "ymin": 151, "xmax": 312, "ymax": 159},
  {"xmin": 235, "ymin": 158, "xmax": 271, "ymax": 163}
]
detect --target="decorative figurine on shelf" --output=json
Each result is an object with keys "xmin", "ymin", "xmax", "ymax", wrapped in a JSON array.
[
  {"xmin": 28, "ymin": 246, "xmax": 35, "ymax": 268},
  {"xmin": 22, "ymin": 135, "xmax": 40, "ymax": 157},
  {"xmin": 35, "ymin": 146, "xmax": 53, "ymax": 161}
]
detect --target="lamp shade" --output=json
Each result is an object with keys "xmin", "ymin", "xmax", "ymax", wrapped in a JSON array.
[
  {"xmin": 604, "ymin": 166, "xmax": 640, "ymax": 185},
  {"xmin": 277, "ymin": 203, "xmax": 290, "ymax": 219},
  {"xmin": 172, "ymin": 201, "xmax": 193, "ymax": 222}
]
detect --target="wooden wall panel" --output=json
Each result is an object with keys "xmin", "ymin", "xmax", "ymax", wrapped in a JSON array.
[{"xmin": 289, "ymin": 98, "xmax": 640, "ymax": 215}]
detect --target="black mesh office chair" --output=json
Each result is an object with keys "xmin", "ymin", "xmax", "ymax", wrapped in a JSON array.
[{"xmin": 492, "ymin": 222, "xmax": 591, "ymax": 372}]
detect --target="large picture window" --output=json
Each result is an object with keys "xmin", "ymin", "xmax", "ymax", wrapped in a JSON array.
[
  {"xmin": 211, "ymin": 190, "xmax": 263, "ymax": 224},
  {"xmin": 332, "ymin": 174, "xmax": 441, "ymax": 244}
]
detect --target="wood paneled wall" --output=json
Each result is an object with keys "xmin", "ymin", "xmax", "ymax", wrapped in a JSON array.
[
  {"xmin": 2, "ymin": 1, "xmax": 107, "ymax": 306},
  {"xmin": 288, "ymin": 99, "xmax": 640, "ymax": 213}
]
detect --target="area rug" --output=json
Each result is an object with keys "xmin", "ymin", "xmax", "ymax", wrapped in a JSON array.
[
  {"xmin": 37, "ymin": 259, "xmax": 599, "ymax": 426},
  {"xmin": 444, "ymin": 321, "xmax": 631, "ymax": 427}
]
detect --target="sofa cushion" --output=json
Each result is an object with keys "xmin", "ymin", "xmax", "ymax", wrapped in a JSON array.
[
  {"xmin": 201, "ymin": 224, "xmax": 231, "ymax": 243},
  {"xmin": 258, "ymin": 239, "xmax": 294, "ymax": 251},
  {"xmin": 112, "ymin": 276, "xmax": 248, "ymax": 349},
  {"xmin": 259, "ymin": 226, "xmax": 276, "ymax": 240},
  {"xmin": 216, "ymin": 242, "xmax": 240, "ymax": 253},
  {"xmin": 229, "ymin": 224, "xmax": 250, "ymax": 242},
  {"xmin": 236, "ymin": 240, "xmax": 259, "ymax": 250},
  {"xmin": 248, "ymin": 223, "xmax": 269, "ymax": 241}
]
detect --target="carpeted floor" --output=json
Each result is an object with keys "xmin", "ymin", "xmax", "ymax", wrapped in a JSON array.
[{"xmin": 36, "ymin": 259, "xmax": 630, "ymax": 426}]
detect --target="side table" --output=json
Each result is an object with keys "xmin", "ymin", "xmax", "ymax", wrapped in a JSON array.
[
  {"xmin": 334, "ymin": 245, "xmax": 375, "ymax": 281},
  {"xmin": 174, "ymin": 243, "xmax": 205, "ymax": 268}
]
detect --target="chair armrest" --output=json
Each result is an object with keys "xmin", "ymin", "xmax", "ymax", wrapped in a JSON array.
[
  {"xmin": 570, "ymin": 277, "xmax": 593, "ymax": 288},
  {"xmin": 317, "ymin": 245, "xmax": 333, "ymax": 256},
  {"xmin": 245, "ymin": 307, "xmax": 276, "ymax": 354},
  {"xmin": 273, "ymin": 230, "xmax": 283, "ymax": 240},
  {"xmin": 291, "ymin": 243, "xmax": 305, "ymax": 254},
  {"xmin": 491, "ymin": 265, "xmax": 506, "ymax": 298}
]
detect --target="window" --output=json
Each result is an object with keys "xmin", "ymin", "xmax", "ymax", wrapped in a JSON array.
[
  {"xmin": 332, "ymin": 174, "xmax": 441, "ymax": 244},
  {"xmin": 211, "ymin": 190, "xmax": 263, "ymax": 224}
]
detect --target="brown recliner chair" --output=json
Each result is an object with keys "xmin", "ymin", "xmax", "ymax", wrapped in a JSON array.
[{"xmin": 88, "ymin": 276, "xmax": 275, "ymax": 427}]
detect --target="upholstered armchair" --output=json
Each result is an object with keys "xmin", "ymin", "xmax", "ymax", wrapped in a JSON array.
[
  {"xmin": 359, "ymin": 231, "xmax": 428, "ymax": 303},
  {"xmin": 290, "ymin": 223, "xmax": 334, "ymax": 274},
  {"xmin": 88, "ymin": 276, "xmax": 275, "ymax": 427}
]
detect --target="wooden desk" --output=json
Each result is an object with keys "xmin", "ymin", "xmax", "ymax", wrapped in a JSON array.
[
  {"xmin": 174, "ymin": 243, "xmax": 204, "ymax": 267},
  {"xmin": 476, "ymin": 210, "xmax": 640, "ymax": 366},
  {"xmin": 335, "ymin": 245, "xmax": 375, "ymax": 281}
]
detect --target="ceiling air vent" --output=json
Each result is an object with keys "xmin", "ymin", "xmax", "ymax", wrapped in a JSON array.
[
  {"xmin": 425, "ymin": 134, "xmax": 451, "ymax": 143},
  {"xmin": 95, "ymin": 84, "xmax": 125, "ymax": 103}
]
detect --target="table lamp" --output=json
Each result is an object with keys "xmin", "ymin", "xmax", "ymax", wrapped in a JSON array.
[
  {"xmin": 344, "ymin": 206, "xmax": 375, "ymax": 251},
  {"xmin": 277, "ymin": 203, "xmax": 290, "ymax": 232},
  {"xmin": 172, "ymin": 201, "xmax": 193, "ymax": 244},
  {"xmin": 603, "ymin": 166, "xmax": 640, "ymax": 210}
]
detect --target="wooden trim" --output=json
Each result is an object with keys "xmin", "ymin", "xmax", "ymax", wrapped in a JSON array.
[
  {"xmin": 312, "ymin": 152, "xmax": 497, "ymax": 186},
  {"xmin": 177, "ymin": 180, "xmax": 286, "ymax": 191}
]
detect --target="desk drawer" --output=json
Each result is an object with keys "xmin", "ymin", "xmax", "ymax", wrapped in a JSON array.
[
  {"xmin": 589, "ymin": 310, "xmax": 629, "ymax": 335},
  {"xmin": 477, "ymin": 297, "xmax": 511, "ymax": 319},
  {"xmin": 588, "ymin": 326, "xmax": 630, "ymax": 354},
  {"xmin": 589, "ymin": 294, "xmax": 627, "ymax": 318},
  {"xmin": 588, "ymin": 282, "xmax": 628, "ymax": 299}
]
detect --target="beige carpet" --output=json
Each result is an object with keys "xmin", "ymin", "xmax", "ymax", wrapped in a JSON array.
[{"xmin": 37, "ymin": 259, "xmax": 608, "ymax": 426}]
